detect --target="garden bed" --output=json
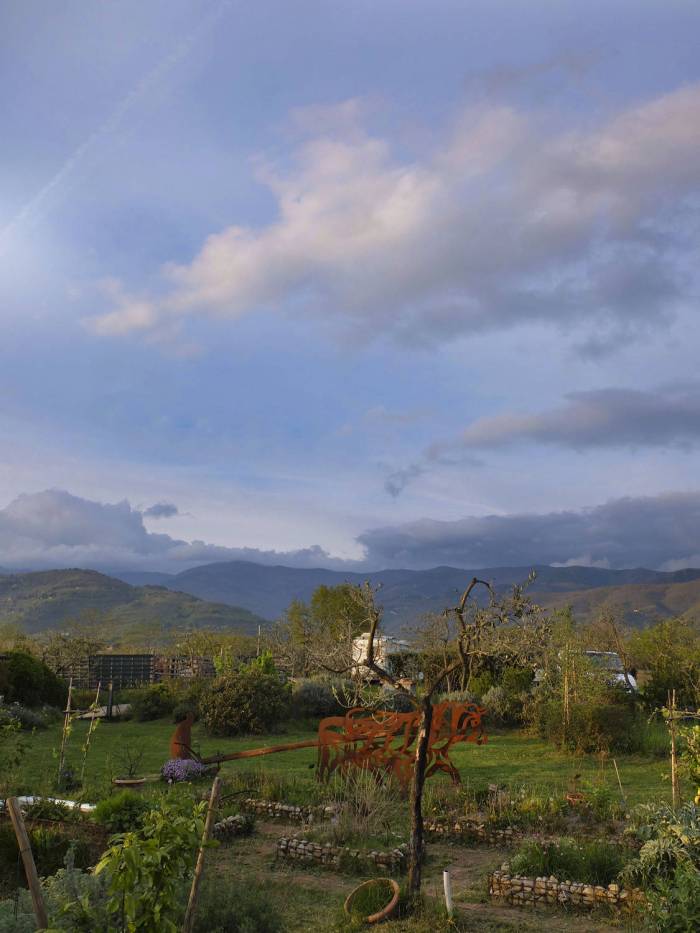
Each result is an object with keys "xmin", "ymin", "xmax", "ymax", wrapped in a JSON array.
[
  {"xmin": 276, "ymin": 835, "xmax": 409, "ymax": 874},
  {"xmin": 489, "ymin": 868, "xmax": 644, "ymax": 912}
]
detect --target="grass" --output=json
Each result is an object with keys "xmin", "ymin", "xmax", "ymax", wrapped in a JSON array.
[{"xmin": 3, "ymin": 719, "xmax": 674, "ymax": 808}]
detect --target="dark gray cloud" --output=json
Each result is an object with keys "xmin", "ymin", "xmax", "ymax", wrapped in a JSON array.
[
  {"xmin": 0, "ymin": 490, "xmax": 351, "ymax": 572},
  {"xmin": 384, "ymin": 464, "xmax": 426, "ymax": 499},
  {"xmin": 456, "ymin": 382, "xmax": 700, "ymax": 452},
  {"xmin": 143, "ymin": 501, "xmax": 179, "ymax": 519},
  {"xmin": 3, "ymin": 488, "xmax": 700, "ymax": 575},
  {"xmin": 358, "ymin": 492, "xmax": 700, "ymax": 570}
]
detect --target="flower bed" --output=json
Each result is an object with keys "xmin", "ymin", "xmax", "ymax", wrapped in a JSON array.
[
  {"xmin": 489, "ymin": 867, "xmax": 644, "ymax": 912},
  {"xmin": 277, "ymin": 835, "xmax": 409, "ymax": 874}
]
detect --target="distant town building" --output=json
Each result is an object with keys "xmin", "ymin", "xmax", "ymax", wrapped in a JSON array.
[{"xmin": 63, "ymin": 653, "xmax": 216, "ymax": 689}]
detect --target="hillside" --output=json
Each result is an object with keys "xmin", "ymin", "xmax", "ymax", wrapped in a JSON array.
[
  {"xmin": 537, "ymin": 577, "xmax": 700, "ymax": 626},
  {"xmin": 0, "ymin": 569, "xmax": 267, "ymax": 639},
  {"xmin": 114, "ymin": 561, "xmax": 700, "ymax": 629}
]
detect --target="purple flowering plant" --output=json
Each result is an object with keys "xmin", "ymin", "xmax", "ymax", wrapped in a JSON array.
[{"xmin": 161, "ymin": 758, "xmax": 207, "ymax": 783}]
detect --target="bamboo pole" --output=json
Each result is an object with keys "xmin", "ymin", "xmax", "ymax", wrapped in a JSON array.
[
  {"xmin": 57, "ymin": 677, "xmax": 73, "ymax": 785},
  {"xmin": 669, "ymin": 689, "xmax": 680, "ymax": 809},
  {"xmin": 6, "ymin": 797, "xmax": 48, "ymax": 929},
  {"xmin": 182, "ymin": 776, "xmax": 222, "ymax": 933},
  {"xmin": 80, "ymin": 681, "xmax": 101, "ymax": 783}
]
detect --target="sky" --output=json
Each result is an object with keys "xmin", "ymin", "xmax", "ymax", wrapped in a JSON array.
[{"xmin": 2, "ymin": 0, "xmax": 700, "ymax": 573}]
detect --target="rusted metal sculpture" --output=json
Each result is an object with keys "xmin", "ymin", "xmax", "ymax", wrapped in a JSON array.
[
  {"xmin": 167, "ymin": 701, "xmax": 484, "ymax": 790},
  {"xmin": 317, "ymin": 701, "xmax": 486, "ymax": 788}
]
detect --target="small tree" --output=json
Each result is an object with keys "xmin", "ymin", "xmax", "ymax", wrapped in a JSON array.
[{"xmin": 305, "ymin": 576, "xmax": 546, "ymax": 900}]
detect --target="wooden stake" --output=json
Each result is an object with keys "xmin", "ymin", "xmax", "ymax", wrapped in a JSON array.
[
  {"xmin": 182, "ymin": 776, "xmax": 222, "ymax": 933},
  {"xmin": 6, "ymin": 797, "xmax": 48, "ymax": 929}
]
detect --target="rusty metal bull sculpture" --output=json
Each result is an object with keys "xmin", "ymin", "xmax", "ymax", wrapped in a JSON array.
[{"xmin": 317, "ymin": 701, "xmax": 486, "ymax": 788}]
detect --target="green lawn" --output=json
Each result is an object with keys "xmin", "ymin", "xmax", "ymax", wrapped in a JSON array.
[{"xmin": 6, "ymin": 718, "xmax": 672, "ymax": 808}]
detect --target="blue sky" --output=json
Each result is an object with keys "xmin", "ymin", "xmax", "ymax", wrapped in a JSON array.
[{"xmin": 2, "ymin": 1, "xmax": 700, "ymax": 572}]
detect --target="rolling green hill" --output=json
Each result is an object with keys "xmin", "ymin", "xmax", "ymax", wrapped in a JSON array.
[{"xmin": 0, "ymin": 569, "xmax": 267, "ymax": 642}]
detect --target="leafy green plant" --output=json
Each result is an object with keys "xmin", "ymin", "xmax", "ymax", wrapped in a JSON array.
[
  {"xmin": 23, "ymin": 798, "xmax": 82, "ymax": 822},
  {"xmin": 93, "ymin": 790, "xmax": 149, "ymax": 833},
  {"xmin": 94, "ymin": 794, "xmax": 207, "ymax": 933},
  {"xmin": 622, "ymin": 802, "xmax": 699, "ymax": 886},
  {"xmin": 644, "ymin": 861, "xmax": 700, "ymax": 932}
]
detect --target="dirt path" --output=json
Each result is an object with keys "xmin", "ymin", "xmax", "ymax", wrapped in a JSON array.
[{"xmin": 211, "ymin": 819, "xmax": 628, "ymax": 932}]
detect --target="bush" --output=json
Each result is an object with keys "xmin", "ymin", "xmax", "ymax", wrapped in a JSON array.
[
  {"xmin": 0, "ymin": 652, "xmax": 67, "ymax": 708},
  {"xmin": 131, "ymin": 684, "xmax": 177, "ymax": 721},
  {"xmin": 527, "ymin": 693, "xmax": 638, "ymax": 753},
  {"xmin": 92, "ymin": 790, "xmax": 148, "ymax": 833},
  {"xmin": 468, "ymin": 671, "xmax": 494, "ymax": 699},
  {"xmin": 0, "ymin": 702, "xmax": 49, "ymax": 731},
  {"xmin": 23, "ymin": 799, "xmax": 82, "ymax": 822},
  {"xmin": 193, "ymin": 878, "xmax": 283, "ymax": 932},
  {"xmin": 0, "ymin": 824, "xmax": 91, "ymax": 885},
  {"xmin": 377, "ymin": 689, "xmax": 415, "ymax": 713},
  {"xmin": 291, "ymin": 680, "xmax": 343, "ymax": 718},
  {"xmin": 201, "ymin": 669, "xmax": 290, "ymax": 736}
]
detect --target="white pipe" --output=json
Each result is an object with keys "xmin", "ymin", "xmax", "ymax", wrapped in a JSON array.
[
  {"xmin": 443, "ymin": 869, "xmax": 454, "ymax": 917},
  {"xmin": 0, "ymin": 795, "xmax": 95, "ymax": 813}
]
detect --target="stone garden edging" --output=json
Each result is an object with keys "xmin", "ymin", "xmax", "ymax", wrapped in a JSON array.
[
  {"xmin": 276, "ymin": 836, "xmax": 409, "ymax": 873},
  {"xmin": 489, "ymin": 868, "xmax": 645, "ymax": 912},
  {"xmin": 424, "ymin": 817, "xmax": 522, "ymax": 846},
  {"xmin": 242, "ymin": 797, "xmax": 337, "ymax": 822}
]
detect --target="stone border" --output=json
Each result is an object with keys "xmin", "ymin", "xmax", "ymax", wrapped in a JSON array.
[
  {"xmin": 277, "ymin": 836, "xmax": 409, "ymax": 873},
  {"xmin": 489, "ymin": 868, "xmax": 644, "ymax": 912},
  {"xmin": 241, "ymin": 797, "xmax": 337, "ymax": 823},
  {"xmin": 425, "ymin": 817, "xmax": 521, "ymax": 846}
]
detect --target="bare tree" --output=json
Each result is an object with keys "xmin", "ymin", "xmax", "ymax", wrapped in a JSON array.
[{"xmin": 305, "ymin": 576, "xmax": 546, "ymax": 901}]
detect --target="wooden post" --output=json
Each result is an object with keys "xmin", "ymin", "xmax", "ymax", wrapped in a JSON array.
[
  {"xmin": 182, "ymin": 776, "xmax": 222, "ymax": 933},
  {"xmin": 107, "ymin": 680, "xmax": 114, "ymax": 720},
  {"xmin": 6, "ymin": 797, "xmax": 48, "ymax": 929}
]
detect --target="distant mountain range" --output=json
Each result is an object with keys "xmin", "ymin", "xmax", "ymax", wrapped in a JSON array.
[
  {"xmin": 113, "ymin": 561, "xmax": 700, "ymax": 629},
  {"xmin": 2, "ymin": 563, "xmax": 700, "ymax": 642},
  {"xmin": 0, "ymin": 569, "xmax": 265, "ymax": 643}
]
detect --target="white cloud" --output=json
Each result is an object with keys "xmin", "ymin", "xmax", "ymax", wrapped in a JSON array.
[{"xmin": 88, "ymin": 83, "xmax": 700, "ymax": 347}]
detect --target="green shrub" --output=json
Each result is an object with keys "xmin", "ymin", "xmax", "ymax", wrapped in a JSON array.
[
  {"xmin": 131, "ymin": 684, "xmax": 177, "ymax": 721},
  {"xmin": 23, "ymin": 798, "xmax": 82, "ymax": 822},
  {"xmin": 0, "ymin": 824, "xmax": 91, "ymax": 886},
  {"xmin": 0, "ymin": 652, "xmax": 67, "ymax": 708},
  {"xmin": 193, "ymin": 877, "xmax": 283, "ymax": 932},
  {"xmin": 92, "ymin": 790, "xmax": 148, "ymax": 833},
  {"xmin": 201, "ymin": 669, "xmax": 290, "ymax": 736},
  {"xmin": 291, "ymin": 679, "xmax": 343, "ymax": 718},
  {"xmin": 94, "ymin": 794, "xmax": 206, "ymax": 933},
  {"xmin": 527, "ymin": 693, "xmax": 638, "ymax": 753},
  {"xmin": 0, "ymin": 703, "xmax": 50, "ymax": 731},
  {"xmin": 468, "ymin": 671, "xmax": 494, "ymax": 699}
]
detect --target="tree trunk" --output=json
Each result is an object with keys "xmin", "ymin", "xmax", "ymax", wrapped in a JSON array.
[{"xmin": 407, "ymin": 698, "xmax": 433, "ymax": 900}]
